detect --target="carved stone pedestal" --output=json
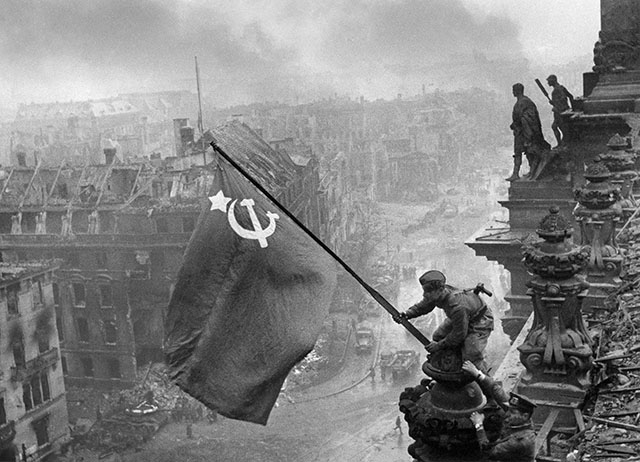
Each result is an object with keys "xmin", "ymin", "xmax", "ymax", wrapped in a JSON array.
[
  {"xmin": 517, "ymin": 206, "xmax": 593, "ymax": 427},
  {"xmin": 574, "ymin": 161, "xmax": 623, "ymax": 312}
]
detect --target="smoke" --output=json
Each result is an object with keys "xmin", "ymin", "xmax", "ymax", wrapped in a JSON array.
[{"xmin": 0, "ymin": 0, "xmax": 527, "ymax": 106}]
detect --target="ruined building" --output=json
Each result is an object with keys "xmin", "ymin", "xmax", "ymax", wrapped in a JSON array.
[
  {"xmin": 0, "ymin": 121, "xmax": 326, "ymax": 389},
  {"xmin": 0, "ymin": 261, "xmax": 69, "ymax": 461}
]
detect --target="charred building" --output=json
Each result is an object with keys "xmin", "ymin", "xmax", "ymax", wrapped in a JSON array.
[
  {"xmin": 0, "ymin": 121, "xmax": 326, "ymax": 390},
  {"xmin": 0, "ymin": 261, "xmax": 69, "ymax": 461}
]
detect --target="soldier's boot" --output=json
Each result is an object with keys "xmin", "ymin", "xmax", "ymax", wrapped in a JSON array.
[{"xmin": 505, "ymin": 158, "xmax": 521, "ymax": 182}]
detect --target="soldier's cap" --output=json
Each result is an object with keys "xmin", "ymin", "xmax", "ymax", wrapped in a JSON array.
[
  {"xmin": 546, "ymin": 74, "xmax": 558, "ymax": 82},
  {"xmin": 508, "ymin": 392, "xmax": 537, "ymax": 415},
  {"xmin": 418, "ymin": 270, "xmax": 446, "ymax": 289}
]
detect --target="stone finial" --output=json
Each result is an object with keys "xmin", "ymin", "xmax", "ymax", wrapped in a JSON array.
[
  {"xmin": 536, "ymin": 205, "xmax": 572, "ymax": 242},
  {"xmin": 606, "ymin": 133, "xmax": 630, "ymax": 150}
]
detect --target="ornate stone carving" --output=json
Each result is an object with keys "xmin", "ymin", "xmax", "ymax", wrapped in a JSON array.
[
  {"xmin": 598, "ymin": 134, "xmax": 638, "ymax": 219},
  {"xmin": 594, "ymin": 1, "xmax": 640, "ymax": 73},
  {"xmin": 574, "ymin": 161, "xmax": 623, "ymax": 274},
  {"xmin": 519, "ymin": 206, "xmax": 592, "ymax": 391}
]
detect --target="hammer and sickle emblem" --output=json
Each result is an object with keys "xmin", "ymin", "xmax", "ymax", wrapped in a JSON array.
[{"xmin": 227, "ymin": 198, "xmax": 279, "ymax": 248}]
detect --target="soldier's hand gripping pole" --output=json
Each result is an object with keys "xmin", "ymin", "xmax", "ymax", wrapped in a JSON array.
[{"xmin": 373, "ymin": 296, "xmax": 431, "ymax": 347}]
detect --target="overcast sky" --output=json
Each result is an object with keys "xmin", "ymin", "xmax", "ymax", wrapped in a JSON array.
[{"xmin": 0, "ymin": 0, "xmax": 600, "ymax": 108}]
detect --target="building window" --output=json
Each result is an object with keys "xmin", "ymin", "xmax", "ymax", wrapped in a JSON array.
[
  {"xmin": 72, "ymin": 283, "xmax": 85, "ymax": 307},
  {"xmin": 80, "ymin": 357, "xmax": 94, "ymax": 377},
  {"xmin": 12, "ymin": 341, "xmax": 25, "ymax": 368},
  {"xmin": 96, "ymin": 252, "xmax": 108, "ymax": 268},
  {"xmin": 23, "ymin": 383, "xmax": 32, "ymax": 411},
  {"xmin": 7, "ymin": 283, "xmax": 19, "ymax": 315},
  {"xmin": 32, "ymin": 277, "xmax": 43, "ymax": 306},
  {"xmin": 30, "ymin": 375, "xmax": 43, "ymax": 407},
  {"xmin": 56, "ymin": 316, "xmax": 64, "ymax": 342},
  {"xmin": 41, "ymin": 373, "xmax": 50, "ymax": 402},
  {"xmin": 76, "ymin": 317, "xmax": 89, "ymax": 342},
  {"xmin": 99, "ymin": 285, "xmax": 113, "ymax": 308},
  {"xmin": 104, "ymin": 320, "xmax": 117, "ymax": 344},
  {"xmin": 155, "ymin": 217, "xmax": 168, "ymax": 233},
  {"xmin": 52, "ymin": 283, "xmax": 59, "ymax": 306},
  {"xmin": 37, "ymin": 330, "xmax": 50, "ymax": 354},
  {"xmin": 0, "ymin": 397, "xmax": 6, "ymax": 425},
  {"xmin": 182, "ymin": 216, "xmax": 195, "ymax": 233},
  {"xmin": 61, "ymin": 356, "xmax": 68, "ymax": 375},
  {"xmin": 32, "ymin": 416, "xmax": 49, "ymax": 447},
  {"xmin": 107, "ymin": 358, "xmax": 121, "ymax": 379}
]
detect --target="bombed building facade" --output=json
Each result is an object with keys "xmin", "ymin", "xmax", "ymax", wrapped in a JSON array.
[
  {"xmin": 0, "ymin": 121, "xmax": 327, "ymax": 390},
  {"xmin": 0, "ymin": 261, "xmax": 69, "ymax": 461}
]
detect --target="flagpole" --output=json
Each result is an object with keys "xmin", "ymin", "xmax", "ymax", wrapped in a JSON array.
[{"xmin": 209, "ymin": 140, "xmax": 431, "ymax": 347}]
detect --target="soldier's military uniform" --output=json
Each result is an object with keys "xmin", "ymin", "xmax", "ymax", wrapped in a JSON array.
[
  {"xmin": 487, "ymin": 422, "xmax": 536, "ymax": 461},
  {"xmin": 475, "ymin": 393, "xmax": 537, "ymax": 462},
  {"xmin": 403, "ymin": 271, "xmax": 494, "ymax": 370}
]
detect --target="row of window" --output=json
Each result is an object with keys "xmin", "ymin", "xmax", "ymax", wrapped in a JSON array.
[
  {"xmin": 51, "ymin": 282, "xmax": 113, "ymax": 309},
  {"xmin": 61, "ymin": 356, "xmax": 121, "ymax": 379},
  {"xmin": 12, "ymin": 333, "xmax": 51, "ymax": 368},
  {"xmin": 5, "ymin": 276, "xmax": 47, "ymax": 316},
  {"xmin": 155, "ymin": 216, "xmax": 195, "ymax": 234},
  {"xmin": 23, "ymin": 372, "xmax": 51, "ymax": 412},
  {"xmin": 74, "ymin": 318, "xmax": 117, "ymax": 344}
]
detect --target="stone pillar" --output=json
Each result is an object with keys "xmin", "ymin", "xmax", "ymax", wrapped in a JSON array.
[
  {"xmin": 573, "ymin": 161, "xmax": 623, "ymax": 311},
  {"xmin": 517, "ymin": 206, "xmax": 593, "ymax": 425}
]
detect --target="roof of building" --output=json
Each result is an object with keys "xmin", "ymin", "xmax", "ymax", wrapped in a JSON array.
[{"xmin": 15, "ymin": 99, "xmax": 139, "ymax": 121}]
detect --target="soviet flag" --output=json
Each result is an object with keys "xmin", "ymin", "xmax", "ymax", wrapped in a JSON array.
[{"xmin": 164, "ymin": 157, "xmax": 337, "ymax": 425}]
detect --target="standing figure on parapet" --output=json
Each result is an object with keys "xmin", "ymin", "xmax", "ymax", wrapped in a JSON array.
[
  {"xmin": 546, "ymin": 74, "xmax": 575, "ymax": 148},
  {"xmin": 470, "ymin": 392, "xmax": 536, "ymax": 462},
  {"xmin": 393, "ymin": 270, "xmax": 494, "ymax": 372},
  {"xmin": 507, "ymin": 83, "xmax": 551, "ymax": 182}
]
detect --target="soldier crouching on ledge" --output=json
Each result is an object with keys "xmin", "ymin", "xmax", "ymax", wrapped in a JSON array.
[
  {"xmin": 393, "ymin": 270, "xmax": 494, "ymax": 372},
  {"xmin": 470, "ymin": 392, "xmax": 537, "ymax": 462}
]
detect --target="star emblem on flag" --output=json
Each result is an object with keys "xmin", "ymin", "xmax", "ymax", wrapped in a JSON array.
[{"xmin": 209, "ymin": 190, "xmax": 231, "ymax": 212}]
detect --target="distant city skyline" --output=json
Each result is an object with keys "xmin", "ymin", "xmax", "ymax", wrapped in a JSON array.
[{"xmin": 1, "ymin": 0, "xmax": 600, "ymax": 109}]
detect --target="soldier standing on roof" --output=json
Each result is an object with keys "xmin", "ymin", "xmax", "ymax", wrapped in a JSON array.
[{"xmin": 393, "ymin": 270, "xmax": 494, "ymax": 372}]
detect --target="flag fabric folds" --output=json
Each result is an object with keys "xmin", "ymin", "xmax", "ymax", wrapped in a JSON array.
[{"xmin": 164, "ymin": 158, "xmax": 337, "ymax": 425}]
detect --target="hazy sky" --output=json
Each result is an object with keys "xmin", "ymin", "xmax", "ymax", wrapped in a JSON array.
[{"xmin": 0, "ymin": 0, "xmax": 600, "ymax": 108}]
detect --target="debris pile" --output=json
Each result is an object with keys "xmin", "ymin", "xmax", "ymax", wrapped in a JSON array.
[
  {"xmin": 577, "ymin": 287, "xmax": 640, "ymax": 460},
  {"xmin": 72, "ymin": 363, "xmax": 207, "ymax": 453}
]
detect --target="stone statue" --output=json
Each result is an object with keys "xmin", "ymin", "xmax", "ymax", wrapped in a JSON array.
[
  {"xmin": 35, "ymin": 211, "xmax": 47, "ymax": 234},
  {"xmin": 61, "ymin": 210, "xmax": 73, "ymax": 237},
  {"xmin": 10, "ymin": 213, "xmax": 22, "ymax": 235},
  {"xmin": 546, "ymin": 75, "xmax": 575, "ymax": 148},
  {"xmin": 507, "ymin": 83, "xmax": 551, "ymax": 182}
]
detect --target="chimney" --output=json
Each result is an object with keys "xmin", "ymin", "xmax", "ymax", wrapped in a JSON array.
[
  {"xmin": 104, "ymin": 147, "xmax": 117, "ymax": 164},
  {"xmin": 173, "ymin": 118, "xmax": 189, "ymax": 157}
]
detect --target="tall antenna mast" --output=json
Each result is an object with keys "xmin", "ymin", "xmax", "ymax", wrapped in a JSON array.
[{"xmin": 195, "ymin": 56, "xmax": 206, "ymax": 162}]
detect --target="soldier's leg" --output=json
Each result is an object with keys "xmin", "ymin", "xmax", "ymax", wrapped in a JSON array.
[
  {"xmin": 462, "ymin": 331, "xmax": 491, "ymax": 373},
  {"xmin": 552, "ymin": 117, "xmax": 562, "ymax": 147},
  {"xmin": 432, "ymin": 318, "xmax": 452, "ymax": 342},
  {"xmin": 506, "ymin": 152, "xmax": 522, "ymax": 182}
]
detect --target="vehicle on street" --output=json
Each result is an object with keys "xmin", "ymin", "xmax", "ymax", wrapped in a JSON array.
[
  {"xmin": 390, "ymin": 350, "xmax": 420, "ymax": 380},
  {"xmin": 355, "ymin": 327, "xmax": 375, "ymax": 354}
]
